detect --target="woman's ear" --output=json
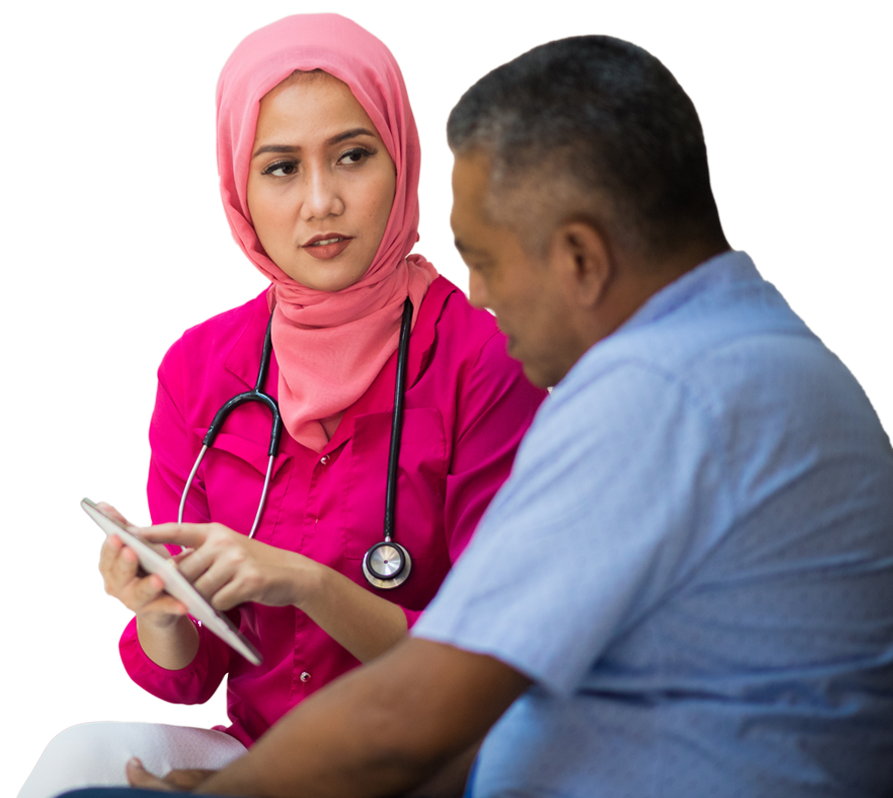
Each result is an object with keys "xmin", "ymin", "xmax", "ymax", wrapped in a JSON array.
[{"xmin": 548, "ymin": 220, "xmax": 614, "ymax": 309}]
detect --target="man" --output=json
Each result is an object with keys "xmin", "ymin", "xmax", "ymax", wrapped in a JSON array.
[{"xmin": 70, "ymin": 34, "xmax": 893, "ymax": 798}]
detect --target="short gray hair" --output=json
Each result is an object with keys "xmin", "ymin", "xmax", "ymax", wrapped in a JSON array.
[{"xmin": 447, "ymin": 36, "xmax": 725, "ymax": 258}]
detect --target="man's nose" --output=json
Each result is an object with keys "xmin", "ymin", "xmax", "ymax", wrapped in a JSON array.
[{"xmin": 467, "ymin": 269, "xmax": 489, "ymax": 310}]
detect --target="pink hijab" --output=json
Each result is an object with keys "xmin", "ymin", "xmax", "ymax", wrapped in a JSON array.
[{"xmin": 217, "ymin": 14, "xmax": 436, "ymax": 451}]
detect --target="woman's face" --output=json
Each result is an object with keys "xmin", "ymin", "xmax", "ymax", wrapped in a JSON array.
[{"xmin": 247, "ymin": 72, "xmax": 397, "ymax": 291}]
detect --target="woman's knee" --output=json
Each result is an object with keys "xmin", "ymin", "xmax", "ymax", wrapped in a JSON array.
[{"xmin": 43, "ymin": 721, "xmax": 128, "ymax": 769}]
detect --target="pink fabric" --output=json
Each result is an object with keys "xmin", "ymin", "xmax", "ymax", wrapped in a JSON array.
[
  {"xmin": 123, "ymin": 278, "xmax": 547, "ymax": 746},
  {"xmin": 217, "ymin": 14, "xmax": 436, "ymax": 451}
]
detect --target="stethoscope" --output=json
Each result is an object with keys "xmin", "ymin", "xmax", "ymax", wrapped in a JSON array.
[{"xmin": 178, "ymin": 298, "xmax": 414, "ymax": 590}]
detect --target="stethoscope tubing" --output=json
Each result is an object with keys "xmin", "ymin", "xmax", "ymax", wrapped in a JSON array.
[
  {"xmin": 178, "ymin": 315, "xmax": 282, "ymax": 539},
  {"xmin": 383, "ymin": 298, "xmax": 412, "ymax": 543},
  {"xmin": 178, "ymin": 299, "xmax": 414, "ymax": 587}
]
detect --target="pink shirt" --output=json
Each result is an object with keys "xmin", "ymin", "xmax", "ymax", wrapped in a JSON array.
[{"xmin": 119, "ymin": 277, "xmax": 546, "ymax": 746}]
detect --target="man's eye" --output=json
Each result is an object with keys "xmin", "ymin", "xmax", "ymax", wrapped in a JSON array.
[{"xmin": 262, "ymin": 161, "xmax": 297, "ymax": 177}]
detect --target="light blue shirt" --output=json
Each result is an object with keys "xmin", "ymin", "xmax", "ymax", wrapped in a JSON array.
[{"xmin": 414, "ymin": 251, "xmax": 893, "ymax": 797}]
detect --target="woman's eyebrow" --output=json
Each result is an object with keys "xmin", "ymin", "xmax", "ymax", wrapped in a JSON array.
[
  {"xmin": 252, "ymin": 144, "xmax": 296, "ymax": 158},
  {"xmin": 327, "ymin": 127, "xmax": 377, "ymax": 145},
  {"xmin": 252, "ymin": 128, "xmax": 377, "ymax": 159}
]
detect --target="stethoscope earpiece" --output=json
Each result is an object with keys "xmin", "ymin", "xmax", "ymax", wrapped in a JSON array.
[{"xmin": 362, "ymin": 540, "xmax": 412, "ymax": 590}]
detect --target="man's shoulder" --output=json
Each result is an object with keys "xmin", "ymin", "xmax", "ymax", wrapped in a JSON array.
[
  {"xmin": 530, "ymin": 252, "xmax": 883, "ymax": 479},
  {"xmin": 563, "ymin": 254, "xmax": 822, "ymax": 404}
]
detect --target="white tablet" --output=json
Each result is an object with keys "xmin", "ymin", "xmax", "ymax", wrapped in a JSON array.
[{"xmin": 82, "ymin": 498, "xmax": 262, "ymax": 666}]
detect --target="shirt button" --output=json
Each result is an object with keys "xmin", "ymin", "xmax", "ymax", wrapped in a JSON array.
[
  {"xmin": 319, "ymin": 455, "xmax": 330, "ymax": 466},
  {"xmin": 300, "ymin": 671, "xmax": 311, "ymax": 683}
]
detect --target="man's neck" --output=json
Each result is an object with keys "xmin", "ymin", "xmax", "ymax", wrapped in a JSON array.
[{"xmin": 587, "ymin": 239, "xmax": 731, "ymax": 350}]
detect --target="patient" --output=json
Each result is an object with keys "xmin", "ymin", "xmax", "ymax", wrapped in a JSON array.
[{"xmin": 60, "ymin": 31, "xmax": 893, "ymax": 798}]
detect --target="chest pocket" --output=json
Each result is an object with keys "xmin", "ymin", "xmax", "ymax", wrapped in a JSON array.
[
  {"xmin": 194, "ymin": 428, "xmax": 292, "ymax": 541},
  {"xmin": 343, "ymin": 407, "xmax": 449, "ymax": 562}
]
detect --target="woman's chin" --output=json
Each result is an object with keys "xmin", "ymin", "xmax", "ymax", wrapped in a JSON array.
[{"xmin": 280, "ymin": 265, "xmax": 369, "ymax": 293}]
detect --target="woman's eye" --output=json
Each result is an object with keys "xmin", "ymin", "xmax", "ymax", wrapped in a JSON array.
[
  {"xmin": 338, "ymin": 147, "xmax": 373, "ymax": 166},
  {"xmin": 262, "ymin": 161, "xmax": 297, "ymax": 177}
]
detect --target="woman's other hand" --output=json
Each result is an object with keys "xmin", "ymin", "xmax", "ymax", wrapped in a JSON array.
[
  {"xmin": 97, "ymin": 503, "xmax": 187, "ymax": 625},
  {"xmin": 97, "ymin": 502, "xmax": 199, "ymax": 669},
  {"xmin": 141, "ymin": 523, "xmax": 317, "ymax": 611}
]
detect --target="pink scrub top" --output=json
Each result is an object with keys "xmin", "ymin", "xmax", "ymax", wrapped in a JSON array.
[{"xmin": 119, "ymin": 276, "xmax": 547, "ymax": 746}]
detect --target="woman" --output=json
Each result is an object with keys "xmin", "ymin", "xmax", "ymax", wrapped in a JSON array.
[{"xmin": 18, "ymin": 13, "xmax": 544, "ymax": 797}]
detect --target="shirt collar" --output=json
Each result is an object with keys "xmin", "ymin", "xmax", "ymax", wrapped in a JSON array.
[
  {"xmin": 621, "ymin": 250, "xmax": 759, "ymax": 334},
  {"xmin": 553, "ymin": 250, "xmax": 759, "ymax": 395}
]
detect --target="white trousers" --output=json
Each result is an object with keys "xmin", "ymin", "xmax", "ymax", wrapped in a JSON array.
[{"xmin": 17, "ymin": 722, "xmax": 247, "ymax": 798}]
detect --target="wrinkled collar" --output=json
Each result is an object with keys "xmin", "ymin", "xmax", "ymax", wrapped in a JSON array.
[{"xmin": 622, "ymin": 250, "xmax": 758, "ymax": 333}]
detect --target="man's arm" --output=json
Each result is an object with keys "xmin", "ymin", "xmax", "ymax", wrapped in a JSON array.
[
  {"xmin": 405, "ymin": 740, "xmax": 485, "ymax": 798},
  {"xmin": 197, "ymin": 637, "xmax": 528, "ymax": 797}
]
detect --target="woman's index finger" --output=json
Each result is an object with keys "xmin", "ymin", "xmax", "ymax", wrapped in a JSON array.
[{"xmin": 138, "ymin": 523, "xmax": 209, "ymax": 551}]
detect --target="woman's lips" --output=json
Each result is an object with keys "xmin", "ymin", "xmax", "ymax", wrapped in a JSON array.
[{"xmin": 303, "ymin": 236, "xmax": 353, "ymax": 260}]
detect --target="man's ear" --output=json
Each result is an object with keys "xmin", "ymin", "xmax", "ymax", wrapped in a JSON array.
[{"xmin": 549, "ymin": 220, "xmax": 613, "ymax": 308}]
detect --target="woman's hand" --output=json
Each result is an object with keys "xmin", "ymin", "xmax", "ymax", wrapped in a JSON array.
[
  {"xmin": 97, "ymin": 503, "xmax": 187, "ymax": 626},
  {"xmin": 139, "ymin": 521, "xmax": 409, "ymax": 663},
  {"xmin": 140, "ymin": 523, "xmax": 318, "ymax": 611},
  {"xmin": 126, "ymin": 757, "xmax": 215, "ymax": 792}
]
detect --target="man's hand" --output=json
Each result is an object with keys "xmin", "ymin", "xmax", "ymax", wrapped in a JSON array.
[{"xmin": 126, "ymin": 758, "xmax": 217, "ymax": 792}]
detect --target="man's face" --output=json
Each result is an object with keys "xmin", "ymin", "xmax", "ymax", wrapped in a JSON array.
[{"xmin": 450, "ymin": 152, "xmax": 580, "ymax": 388}]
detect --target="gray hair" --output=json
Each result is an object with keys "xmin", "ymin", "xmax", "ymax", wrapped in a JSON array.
[{"xmin": 447, "ymin": 36, "xmax": 725, "ymax": 258}]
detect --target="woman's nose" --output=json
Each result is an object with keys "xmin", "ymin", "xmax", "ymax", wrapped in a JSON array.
[{"xmin": 302, "ymin": 168, "xmax": 344, "ymax": 220}]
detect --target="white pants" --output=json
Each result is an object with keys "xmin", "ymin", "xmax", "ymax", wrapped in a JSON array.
[{"xmin": 17, "ymin": 722, "xmax": 247, "ymax": 798}]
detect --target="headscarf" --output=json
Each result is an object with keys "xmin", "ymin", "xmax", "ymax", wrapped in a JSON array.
[{"xmin": 217, "ymin": 14, "xmax": 436, "ymax": 451}]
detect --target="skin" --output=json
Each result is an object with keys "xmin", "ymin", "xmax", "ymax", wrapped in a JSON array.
[
  {"xmin": 98, "ymin": 72, "xmax": 407, "ymax": 672},
  {"xmin": 121, "ymin": 151, "xmax": 727, "ymax": 795},
  {"xmin": 127, "ymin": 638, "xmax": 530, "ymax": 797},
  {"xmin": 452, "ymin": 151, "xmax": 728, "ymax": 389},
  {"xmin": 247, "ymin": 71, "xmax": 397, "ymax": 291}
]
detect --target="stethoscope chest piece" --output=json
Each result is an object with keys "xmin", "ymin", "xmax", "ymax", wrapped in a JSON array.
[{"xmin": 362, "ymin": 540, "xmax": 412, "ymax": 590}]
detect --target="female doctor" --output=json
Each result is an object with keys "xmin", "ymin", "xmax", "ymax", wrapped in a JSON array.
[{"xmin": 18, "ymin": 13, "xmax": 544, "ymax": 797}]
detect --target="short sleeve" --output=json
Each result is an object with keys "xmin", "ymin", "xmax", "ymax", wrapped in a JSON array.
[{"xmin": 413, "ymin": 361, "xmax": 733, "ymax": 695}]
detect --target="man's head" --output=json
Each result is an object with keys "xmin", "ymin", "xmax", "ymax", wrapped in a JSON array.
[{"xmin": 449, "ymin": 35, "xmax": 729, "ymax": 387}]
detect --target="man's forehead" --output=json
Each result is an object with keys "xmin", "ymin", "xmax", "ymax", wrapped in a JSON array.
[
  {"xmin": 451, "ymin": 151, "xmax": 494, "ymax": 200},
  {"xmin": 451, "ymin": 151, "xmax": 508, "ymax": 233}
]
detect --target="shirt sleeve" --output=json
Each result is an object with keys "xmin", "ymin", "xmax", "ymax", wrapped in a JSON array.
[
  {"xmin": 412, "ymin": 361, "xmax": 732, "ymax": 694},
  {"xmin": 146, "ymin": 339, "xmax": 210, "ymax": 527},
  {"xmin": 118, "ymin": 340, "xmax": 232, "ymax": 703},
  {"xmin": 403, "ymin": 331, "xmax": 547, "ymax": 629},
  {"xmin": 119, "ymin": 616, "xmax": 231, "ymax": 704}
]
